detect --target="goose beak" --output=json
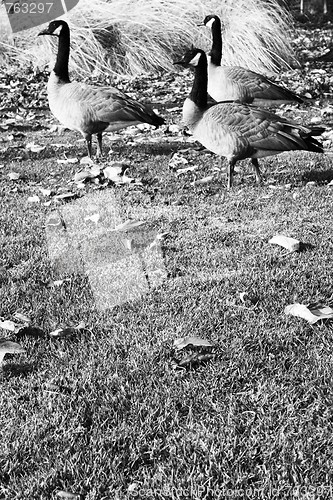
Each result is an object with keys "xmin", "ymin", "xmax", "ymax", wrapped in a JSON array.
[
  {"xmin": 173, "ymin": 58, "xmax": 186, "ymax": 66},
  {"xmin": 38, "ymin": 28, "xmax": 56, "ymax": 36},
  {"xmin": 197, "ymin": 23, "xmax": 205, "ymax": 27}
]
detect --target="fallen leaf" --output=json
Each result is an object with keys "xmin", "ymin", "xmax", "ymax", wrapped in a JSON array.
[
  {"xmin": 114, "ymin": 220, "xmax": 145, "ymax": 232},
  {"xmin": 0, "ymin": 339, "xmax": 25, "ymax": 365},
  {"xmin": 80, "ymin": 156, "xmax": 94, "ymax": 165},
  {"xmin": 269, "ymin": 234, "xmax": 300, "ymax": 252},
  {"xmin": 49, "ymin": 323, "xmax": 85, "ymax": 338},
  {"xmin": 174, "ymin": 336, "xmax": 215, "ymax": 350},
  {"xmin": 191, "ymin": 175, "xmax": 214, "ymax": 186},
  {"xmin": 55, "ymin": 192, "xmax": 76, "ymax": 201},
  {"xmin": 26, "ymin": 142, "xmax": 45, "ymax": 153},
  {"xmin": 57, "ymin": 158, "xmax": 78, "ymax": 164},
  {"xmin": 13, "ymin": 312, "xmax": 31, "ymax": 323},
  {"xmin": 39, "ymin": 188, "xmax": 53, "ymax": 197},
  {"xmin": 56, "ymin": 491, "xmax": 80, "ymax": 499},
  {"xmin": 0, "ymin": 320, "xmax": 17, "ymax": 332},
  {"xmin": 27, "ymin": 195, "xmax": 40, "ymax": 203},
  {"xmin": 84, "ymin": 213, "xmax": 100, "ymax": 224},
  {"xmin": 177, "ymin": 352, "xmax": 215, "ymax": 368},
  {"xmin": 8, "ymin": 171, "xmax": 20, "ymax": 181},
  {"xmin": 176, "ymin": 165, "xmax": 198, "ymax": 176},
  {"xmin": 285, "ymin": 303, "xmax": 333, "ymax": 324}
]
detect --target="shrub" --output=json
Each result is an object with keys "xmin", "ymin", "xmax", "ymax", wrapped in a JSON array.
[{"xmin": 0, "ymin": 0, "xmax": 297, "ymax": 76}]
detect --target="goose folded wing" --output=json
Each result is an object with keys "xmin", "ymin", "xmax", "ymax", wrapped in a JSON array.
[
  {"xmin": 85, "ymin": 85, "xmax": 158, "ymax": 124},
  {"xmin": 207, "ymin": 103, "xmax": 309, "ymax": 151},
  {"xmin": 225, "ymin": 67, "xmax": 299, "ymax": 101}
]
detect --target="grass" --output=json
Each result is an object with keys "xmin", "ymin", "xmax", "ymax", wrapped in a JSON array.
[
  {"xmin": 1, "ymin": 26, "xmax": 333, "ymax": 500},
  {"xmin": 0, "ymin": 0, "xmax": 296, "ymax": 76}
]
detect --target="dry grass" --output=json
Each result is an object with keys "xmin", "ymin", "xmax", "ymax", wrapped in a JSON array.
[{"xmin": 0, "ymin": 0, "xmax": 297, "ymax": 77}]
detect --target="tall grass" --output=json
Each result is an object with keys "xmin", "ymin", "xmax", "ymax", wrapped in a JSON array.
[{"xmin": 0, "ymin": 0, "xmax": 297, "ymax": 76}]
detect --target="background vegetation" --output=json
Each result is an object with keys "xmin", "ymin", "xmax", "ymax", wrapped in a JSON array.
[{"xmin": 0, "ymin": 0, "xmax": 297, "ymax": 76}]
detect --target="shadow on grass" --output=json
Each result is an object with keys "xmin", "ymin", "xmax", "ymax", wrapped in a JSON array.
[
  {"xmin": 302, "ymin": 168, "xmax": 333, "ymax": 184},
  {"xmin": 2, "ymin": 361, "xmax": 35, "ymax": 378},
  {"xmin": 299, "ymin": 242, "xmax": 316, "ymax": 252}
]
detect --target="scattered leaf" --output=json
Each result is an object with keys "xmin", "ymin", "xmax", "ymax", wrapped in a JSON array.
[
  {"xmin": 80, "ymin": 156, "xmax": 94, "ymax": 165},
  {"xmin": 39, "ymin": 188, "xmax": 53, "ymax": 197},
  {"xmin": 114, "ymin": 220, "xmax": 145, "ymax": 232},
  {"xmin": 13, "ymin": 312, "xmax": 31, "ymax": 323},
  {"xmin": 84, "ymin": 213, "xmax": 100, "ymax": 224},
  {"xmin": 176, "ymin": 165, "xmax": 198, "ymax": 176},
  {"xmin": 0, "ymin": 339, "xmax": 25, "ymax": 365},
  {"xmin": 285, "ymin": 303, "xmax": 333, "ymax": 324},
  {"xmin": 57, "ymin": 157, "xmax": 78, "ymax": 164},
  {"xmin": 269, "ymin": 234, "xmax": 300, "ymax": 253},
  {"xmin": 56, "ymin": 491, "xmax": 80, "ymax": 499},
  {"xmin": 0, "ymin": 319, "xmax": 17, "ymax": 332},
  {"xmin": 174, "ymin": 336, "xmax": 215, "ymax": 350},
  {"xmin": 26, "ymin": 142, "xmax": 45, "ymax": 153},
  {"xmin": 27, "ymin": 195, "xmax": 40, "ymax": 203},
  {"xmin": 8, "ymin": 171, "xmax": 20, "ymax": 181},
  {"xmin": 191, "ymin": 175, "xmax": 214, "ymax": 186},
  {"xmin": 55, "ymin": 192, "xmax": 76, "ymax": 201},
  {"xmin": 49, "ymin": 323, "xmax": 85, "ymax": 338},
  {"xmin": 177, "ymin": 352, "xmax": 215, "ymax": 368}
]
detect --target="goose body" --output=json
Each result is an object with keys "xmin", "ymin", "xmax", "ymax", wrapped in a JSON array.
[
  {"xmin": 39, "ymin": 20, "xmax": 164, "ymax": 157},
  {"xmin": 175, "ymin": 48, "xmax": 324, "ymax": 189},
  {"xmin": 203, "ymin": 15, "xmax": 303, "ymax": 105}
]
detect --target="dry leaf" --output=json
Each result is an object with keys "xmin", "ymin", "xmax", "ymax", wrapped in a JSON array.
[
  {"xmin": 49, "ymin": 323, "xmax": 85, "ymax": 338},
  {"xmin": 285, "ymin": 303, "xmax": 333, "ymax": 324},
  {"xmin": 55, "ymin": 192, "xmax": 76, "ymax": 201},
  {"xmin": 0, "ymin": 320, "xmax": 17, "ymax": 332},
  {"xmin": 191, "ymin": 175, "xmax": 213, "ymax": 186},
  {"xmin": 176, "ymin": 165, "xmax": 198, "ymax": 176},
  {"xmin": 269, "ymin": 234, "xmax": 300, "ymax": 252},
  {"xmin": 0, "ymin": 339, "xmax": 25, "ymax": 365},
  {"xmin": 56, "ymin": 491, "xmax": 80, "ymax": 499},
  {"xmin": 8, "ymin": 171, "xmax": 20, "ymax": 181},
  {"xmin": 114, "ymin": 220, "xmax": 145, "ymax": 232},
  {"xmin": 84, "ymin": 213, "xmax": 100, "ymax": 224},
  {"xmin": 177, "ymin": 352, "xmax": 215, "ymax": 368},
  {"xmin": 13, "ymin": 312, "xmax": 31, "ymax": 323},
  {"xmin": 26, "ymin": 142, "xmax": 45, "ymax": 153},
  {"xmin": 57, "ymin": 158, "xmax": 78, "ymax": 164},
  {"xmin": 174, "ymin": 336, "xmax": 215, "ymax": 350},
  {"xmin": 39, "ymin": 188, "xmax": 53, "ymax": 197},
  {"xmin": 27, "ymin": 195, "xmax": 40, "ymax": 203}
]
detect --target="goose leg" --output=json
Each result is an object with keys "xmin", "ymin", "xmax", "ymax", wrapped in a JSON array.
[
  {"xmin": 227, "ymin": 160, "xmax": 236, "ymax": 190},
  {"xmin": 85, "ymin": 135, "xmax": 92, "ymax": 158},
  {"xmin": 251, "ymin": 158, "xmax": 262, "ymax": 184},
  {"xmin": 97, "ymin": 133, "xmax": 103, "ymax": 157}
]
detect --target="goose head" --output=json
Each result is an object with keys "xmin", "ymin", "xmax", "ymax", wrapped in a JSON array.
[
  {"xmin": 174, "ymin": 47, "xmax": 206, "ymax": 68},
  {"xmin": 203, "ymin": 15, "xmax": 220, "ymax": 30},
  {"xmin": 38, "ymin": 19, "xmax": 68, "ymax": 37}
]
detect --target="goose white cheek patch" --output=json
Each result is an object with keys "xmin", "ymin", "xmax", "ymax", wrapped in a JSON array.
[
  {"xmin": 205, "ymin": 18, "xmax": 215, "ymax": 29},
  {"xmin": 4, "ymin": 0, "xmax": 79, "ymax": 33},
  {"xmin": 189, "ymin": 53, "xmax": 202, "ymax": 66}
]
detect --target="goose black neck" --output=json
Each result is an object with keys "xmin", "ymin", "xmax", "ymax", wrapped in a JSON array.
[
  {"xmin": 210, "ymin": 17, "xmax": 222, "ymax": 66},
  {"xmin": 53, "ymin": 23, "xmax": 70, "ymax": 82},
  {"xmin": 189, "ymin": 53, "xmax": 208, "ymax": 110}
]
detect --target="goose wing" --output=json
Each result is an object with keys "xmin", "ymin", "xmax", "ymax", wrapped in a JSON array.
[
  {"xmin": 68, "ymin": 82, "xmax": 164, "ymax": 127},
  {"xmin": 223, "ymin": 66, "xmax": 302, "ymax": 102},
  {"xmin": 201, "ymin": 102, "xmax": 321, "ymax": 157}
]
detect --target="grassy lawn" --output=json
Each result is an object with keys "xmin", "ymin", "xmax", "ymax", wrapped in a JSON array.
[{"xmin": 1, "ymin": 35, "xmax": 333, "ymax": 500}]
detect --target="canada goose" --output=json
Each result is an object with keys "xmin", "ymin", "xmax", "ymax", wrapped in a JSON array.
[
  {"xmin": 38, "ymin": 20, "xmax": 164, "ymax": 157},
  {"xmin": 201, "ymin": 15, "xmax": 303, "ymax": 105},
  {"xmin": 174, "ymin": 48, "xmax": 324, "ymax": 189}
]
